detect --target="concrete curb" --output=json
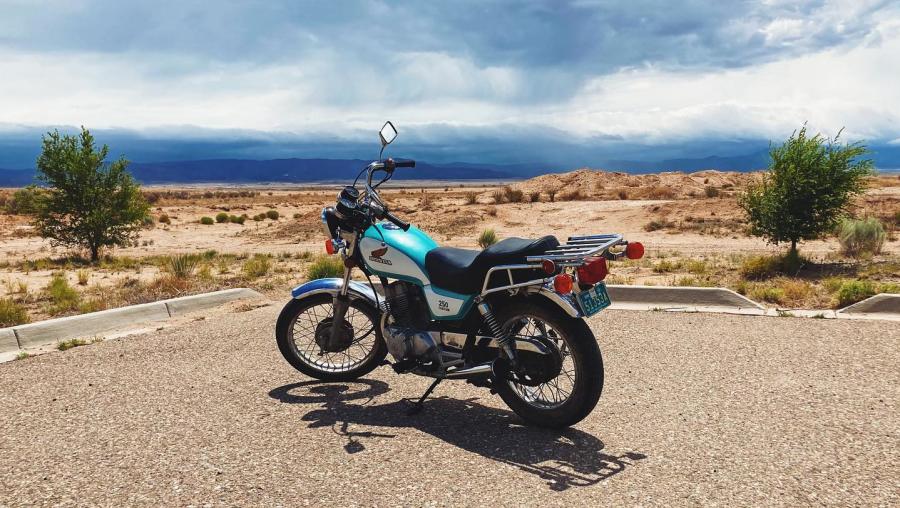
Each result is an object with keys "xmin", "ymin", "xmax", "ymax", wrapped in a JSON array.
[
  {"xmin": 836, "ymin": 293, "xmax": 900, "ymax": 318},
  {"xmin": 0, "ymin": 288, "xmax": 263, "ymax": 353},
  {"xmin": 606, "ymin": 285, "xmax": 765, "ymax": 310}
]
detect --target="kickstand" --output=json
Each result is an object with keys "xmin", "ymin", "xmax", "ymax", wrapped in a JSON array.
[{"xmin": 407, "ymin": 378, "xmax": 442, "ymax": 415}]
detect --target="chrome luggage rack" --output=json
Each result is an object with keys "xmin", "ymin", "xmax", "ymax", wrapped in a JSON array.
[
  {"xmin": 480, "ymin": 233, "xmax": 626, "ymax": 297},
  {"xmin": 525, "ymin": 233, "xmax": 626, "ymax": 266}
]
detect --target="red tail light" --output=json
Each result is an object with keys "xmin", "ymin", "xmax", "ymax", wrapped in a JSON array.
[
  {"xmin": 553, "ymin": 274, "xmax": 573, "ymax": 294},
  {"xmin": 626, "ymin": 242, "xmax": 644, "ymax": 260},
  {"xmin": 324, "ymin": 239, "xmax": 336, "ymax": 255},
  {"xmin": 577, "ymin": 257, "xmax": 608, "ymax": 285},
  {"xmin": 541, "ymin": 259, "xmax": 557, "ymax": 274}
]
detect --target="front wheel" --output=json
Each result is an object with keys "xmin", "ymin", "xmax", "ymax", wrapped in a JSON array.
[
  {"xmin": 275, "ymin": 294, "xmax": 387, "ymax": 381},
  {"xmin": 492, "ymin": 301, "xmax": 604, "ymax": 428}
]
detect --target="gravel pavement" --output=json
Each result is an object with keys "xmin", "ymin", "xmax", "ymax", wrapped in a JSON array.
[{"xmin": 1, "ymin": 304, "xmax": 897, "ymax": 506}]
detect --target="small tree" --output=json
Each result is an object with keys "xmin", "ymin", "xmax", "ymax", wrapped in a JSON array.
[
  {"xmin": 739, "ymin": 126, "xmax": 873, "ymax": 259},
  {"xmin": 34, "ymin": 127, "xmax": 149, "ymax": 261}
]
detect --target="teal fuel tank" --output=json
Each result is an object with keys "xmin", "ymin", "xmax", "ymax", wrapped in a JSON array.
[{"xmin": 359, "ymin": 222, "xmax": 437, "ymax": 285}]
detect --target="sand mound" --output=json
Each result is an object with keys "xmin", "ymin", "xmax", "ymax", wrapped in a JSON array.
[{"xmin": 508, "ymin": 168, "xmax": 761, "ymax": 200}]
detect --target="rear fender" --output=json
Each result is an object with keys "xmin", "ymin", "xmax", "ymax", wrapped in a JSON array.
[
  {"xmin": 291, "ymin": 278, "xmax": 384, "ymax": 312},
  {"xmin": 523, "ymin": 286, "xmax": 583, "ymax": 318}
]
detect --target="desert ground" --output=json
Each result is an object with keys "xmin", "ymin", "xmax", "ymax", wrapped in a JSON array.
[
  {"xmin": 0, "ymin": 169, "xmax": 898, "ymax": 324},
  {"xmin": 1, "ymin": 305, "xmax": 897, "ymax": 505}
]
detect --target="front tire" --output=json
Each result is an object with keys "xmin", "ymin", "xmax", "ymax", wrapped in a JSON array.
[
  {"xmin": 492, "ymin": 301, "xmax": 604, "ymax": 428},
  {"xmin": 275, "ymin": 294, "xmax": 387, "ymax": 381}
]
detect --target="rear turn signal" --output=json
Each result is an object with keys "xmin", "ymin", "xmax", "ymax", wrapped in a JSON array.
[
  {"xmin": 553, "ymin": 274, "xmax": 574, "ymax": 294},
  {"xmin": 324, "ymin": 239, "xmax": 336, "ymax": 255},
  {"xmin": 541, "ymin": 259, "xmax": 557, "ymax": 274},
  {"xmin": 625, "ymin": 242, "xmax": 644, "ymax": 260},
  {"xmin": 577, "ymin": 257, "xmax": 608, "ymax": 285}
]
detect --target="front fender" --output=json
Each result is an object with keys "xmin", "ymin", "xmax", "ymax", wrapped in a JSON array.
[{"xmin": 291, "ymin": 278, "xmax": 384, "ymax": 311}]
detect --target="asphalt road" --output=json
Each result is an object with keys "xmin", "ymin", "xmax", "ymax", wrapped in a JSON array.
[{"xmin": 1, "ymin": 305, "xmax": 897, "ymax": 506}]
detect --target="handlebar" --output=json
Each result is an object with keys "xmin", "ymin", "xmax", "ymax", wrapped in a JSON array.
[{"xmin": 384, "ymin": 210, "xmax": 410, "ymax": 231}]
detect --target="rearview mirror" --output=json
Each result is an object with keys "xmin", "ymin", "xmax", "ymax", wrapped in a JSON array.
[{"xmin": 379, "ymin": 121, "xmax": 397, "ymax": 146}]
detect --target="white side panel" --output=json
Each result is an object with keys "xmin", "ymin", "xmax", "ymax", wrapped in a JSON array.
[
  {"xmin": 359, "ymin": 237, "xmax": 430, "ymax": 284},
  {"xmin": 422, "ymin": 285, "xmax": 467, "ymax": 318}
]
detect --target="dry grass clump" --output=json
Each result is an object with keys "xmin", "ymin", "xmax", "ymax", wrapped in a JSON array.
[
  {"xmin": 645, "ymin": 186, "xmax": 675, "ymax": 200},
  {"xmin": 306, "ymin": 255, "xmax": 344, "ymax": 280},
  {"xmin": 242, "ymin": 254, "xmax": 272, "ymax": 279},
  {"xmin": 546, "ymin": 188, "xmax": 558, "ymax": 202},
  {"xmin": 76, "ymin": 269, "xmax": 90, "ymax": 286},
  {"xmin": 0, "ymin": 298, "xmax": 30, "ymax": 327},
  {"xmin": 739, "ymin": 254, "xmax": 802, "ymax": 280},
  {"xmin": 558, "ymin": 189, "xmax": 584, "ymax": 201},
  {"xmin": 464, "ymin": 191, "xmax": 478, "ymax": 205},
  {"xmin": 528, "ymin": 191, "xmax": 541, "ymax": 203},
  {"xmin": 158, "ymin": 214, "xmax": 171, "ymax": 224},
  {"xmin": 478, "ymin": 229, "xmax": 498, "ymax": 248},
  {"xmin": 165, "ymin": 254, "xmax": 201, "ymax": 279},
  {"xmin": 502, "ymin": 186, "xmax": 524, "ymax": 203},
  {"xmin": 644, "ymin": 219, "xmax": 675, "ymax": 232},
  {"xmin": 45, "ymin": 273, "xmax": 80, "ymax": 313},
  {"xmin": 200, "ymin": 216, "xmax": 214, "ymax": 225},
  {"xmin": 491, "ymin": 189, "xmax": 505, "ymax": 204},
  {"xmin": 485, "ymin": 206, "xmax": 498, "ymax": 217}
]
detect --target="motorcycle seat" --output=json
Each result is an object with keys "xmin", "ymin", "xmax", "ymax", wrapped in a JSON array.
[{"xmin": 424, "ymin": 235, "xmax": 560, "ymax": 295}]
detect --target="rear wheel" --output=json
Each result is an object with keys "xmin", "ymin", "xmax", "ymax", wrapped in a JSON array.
[
  {"xmin": 275, "ymin": 294, "xmax": 387, "ymax": 381},
  {"xmin": 492, "ymin": 302, "xmax": 603, "ymax": 428}
]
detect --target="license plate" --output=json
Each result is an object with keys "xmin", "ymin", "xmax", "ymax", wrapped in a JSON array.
[{"xmin": 576, "ymin": 282, "xmax": 611, "ymax": 316}]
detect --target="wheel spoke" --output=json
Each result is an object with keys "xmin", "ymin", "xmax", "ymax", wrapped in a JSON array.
[
  {"xmin": 504, "ymin": 313, "xmax": 579, "ymax": 409},
  {"xmin": 289, "ymin": 302, "xmax": 379, "ymax": 373}
]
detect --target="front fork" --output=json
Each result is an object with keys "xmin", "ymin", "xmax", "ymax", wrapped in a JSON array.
[{"xmin": 330, "ymin": 234, "xmax": 356, "ymax": 343}]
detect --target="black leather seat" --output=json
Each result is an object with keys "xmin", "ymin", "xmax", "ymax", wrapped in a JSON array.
[{"xmin": 425, "ymin": 236, "xmax": 560, "ymax": 295}]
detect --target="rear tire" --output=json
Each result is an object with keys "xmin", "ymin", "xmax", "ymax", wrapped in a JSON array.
[
  {"xmin": 275, "ymin": 294, "xmax": 387, "ymax": 381},
  {"xmin": 492, "ymin": 301, "xmax": 603, "ymax": 428}
]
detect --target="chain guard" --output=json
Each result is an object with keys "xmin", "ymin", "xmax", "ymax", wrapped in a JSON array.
[{"xmin": 492, "ymin": 337, "xmax": 563, "ymax": 387}]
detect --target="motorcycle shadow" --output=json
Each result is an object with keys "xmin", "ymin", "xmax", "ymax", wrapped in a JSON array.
[{"xmin": 269, "ymin": 379, "xmax": 646, "ymax": 491}]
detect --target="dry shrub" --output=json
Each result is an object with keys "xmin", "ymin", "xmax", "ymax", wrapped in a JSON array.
[
  {"xmin": 837, "ymin": 218, "xmax": 885, "ymax": 258},
  {"xmin": 704, "ymin": 186, "xmax": 720, "ymax": 198},
  {"xmin": 559, "ymin": 189, "xmax": 584, "ymax": 201},
  {"xmin": 478, "ymin": 229, "xmax": 498, "ymax": 248},
  {"xmin": 485, "ymin": 206, "xmax": 498, "ymax": 217},
  {"xmin": 464, "ymin": 191, "xmax": 478, "ymax": 205},
  {"xmin": 491, "ymin": 189, "xmax": 505, "ymax": 204},
  {"xmin": 546, "ymin": 188, "xmax": 558, "ymax": 202},
  {"xmin": 528, "ymin": 191, "xmax": 541, "ymax": 203},
  {"xmin": 502, "ymin": 186, "xmax": 524, "ymax": 203},
  {"xmin": 617, "ymin": 190, "xmax": 629, "ymax": 200},
  {"xmin": 646, "ymin": 186, "xmax": 675, "ymax": 199}
]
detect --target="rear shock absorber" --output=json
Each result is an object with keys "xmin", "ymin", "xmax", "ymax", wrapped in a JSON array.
[{"xmin": 477, "ymin": 302, "xmax": 517, "ymax": 364}]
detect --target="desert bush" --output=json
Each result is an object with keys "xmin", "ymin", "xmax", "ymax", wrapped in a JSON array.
[
  {"xmin": 646, "ymin": 186, "xmax": 675, "ymax": 199},
  {"xmin": 266, "ymin": 209, "xmax": 280, "ymax": 220},
  {"xmin": 834, "ymin": 280, "xmax": 876, "ymax": 307},
  {"xmin": 293, "ymin": 212, "xmax": 302, "ymax": 219},
  {"xmin": 485, "ymin": 206, "xmax": 497, "ymax": 217},
  {"xmin": 200, "ymin": 216, "xmax": 214, "ymax": 225},
  {"xmin": 158, "ymin": 213, "xmax": 171, "ymax": 224},
  {"xmin": 748, "ymin": 284, "xmax": 785, "ymax": 304},
  {"xmin": 837, "ymin": 218, "xmax": 885, "ymax": 258},
  {"xmin": 528, "ymin": 191, "xmax": 541, "ymax": 203},
  {"xmin": 229, "ymin": 214, "xmax": 246, "ymax": 224},
  {"xmin": 243, "ymin": 254, "xmax": 272, "ymax": 279},
  {"xmin": 253, "ymin": 213, "xmax": 266, "ymax": 221},
  {"xmin": 491, "ymin": 189, "xmax": 505, "ymax": 204},
  {"xmin": 76, "ymin": 269, "xmax": 90, "ymax": 286},
  {"xmin": 740, "ymin": 126, "xmax": 873, "ymax": 257},
  {"xmin": 165, "ymin": 254, "xmax": 200, "ymax": 278},
  {"xmin": 546, "ymin": 188, "xmax": 558, "ymax": 202},
  {"xmin": 685, "ymin": 260, "xmax": 708, "ymax": 274},
  {"xmin": 502, "ymin": 186, "xmax": 524, "ymax": 203},
  {"xmin": 215, "ymin": 212, "xmax": 229, "ymax": 223},
  {"xmin": 306, "ymin": 255, "xmax": 344, "ymax": 280},
  {"xmin": 419, "ymin": 192, "xmax": 432, "ymax": 210},
  {"xmin": 644, "ymin": 219, "xmax": 674, "ymax": 232},
  {"xmin": 559, "ymin": 189, "xmax": 584, "ymax": 201},
  {"xmin": 617, "ymin": 190, "xmax": 628, "ymax": 200},
  {"xmin": 478, "ymin": 228, "xmax": 498, "ymax": 248},
  {"xmin": 704, "ymin": 186, "xmax": 720, "ymax": 198},
  {"xmin": 652, "ymin": 259, "xmax": 681, "ymax": 273},
  {"xmin": 46, "ymin": 273, "xmax": 80, "ymax": 312},
  {"xmin": 739, "ymin": 254, "xmax": 802, "ymax": 280},
  {"xmin": 780, "ymin": 279, "xmax": 813, "ymax": 303},
  {"xmin": 6, "ymin": 185, "xmax": 45, "ymax": 215},
  {"xmin": 464, "ymin": 191, "xmax": 478, "ymax": 205},
  {"xmin": 0, "ymin": 298, "xmax": 30, "ymax": 327},
  {"xmin": 57, "ymin": 337, "xmax": 92, "ymax": 351}
]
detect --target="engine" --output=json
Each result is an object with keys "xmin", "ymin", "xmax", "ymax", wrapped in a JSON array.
[{"xmin": 382, "ymin": 281, "xmax": 440, "ymax": 367}]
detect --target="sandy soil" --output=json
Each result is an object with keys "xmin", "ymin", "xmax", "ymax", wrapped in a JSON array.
[{"xmin": 0, "ymin": 171, "xmax": 897, "ymax": 315}]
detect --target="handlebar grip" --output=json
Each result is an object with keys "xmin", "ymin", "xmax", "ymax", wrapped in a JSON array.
[
  {"xmin": 384, "ymin": 210, "xmax": 410, "ymax": 231},
  {"xmin": 393, "ymin": 158, "xmax": 415, "ymax": 168}
]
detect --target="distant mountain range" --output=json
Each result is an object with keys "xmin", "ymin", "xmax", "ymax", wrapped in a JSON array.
[
  {"xmin": 0, "ymin": 153, "xmax": 777, "ymax": 186},
  {"xmin": 1, "ymin": 149, "xmax": 896, "ymax": 186}
]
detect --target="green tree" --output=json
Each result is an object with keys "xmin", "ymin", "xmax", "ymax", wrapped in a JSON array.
[
  {"xmin": 739, "ymin": 126, "xmax": 873, "ymax": 259},
  {"xmin": 34, "ymin": 127, "xmax": 149, "ymax": 261}
]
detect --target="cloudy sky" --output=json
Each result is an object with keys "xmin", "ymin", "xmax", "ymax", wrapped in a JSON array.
[{"xmin": 1, "ymin": 0, "xmax": 899, "ymax": 167}]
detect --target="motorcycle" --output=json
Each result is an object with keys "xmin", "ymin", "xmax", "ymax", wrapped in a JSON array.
[{"xmin": 276, "ymin": 121, "xmax": 644, "ymax": 428}]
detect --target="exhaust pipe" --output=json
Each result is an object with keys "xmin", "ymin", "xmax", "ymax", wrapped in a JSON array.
[{"xmin": 443, "ymin": 363, "xmax": 492, "ymax": 379}]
